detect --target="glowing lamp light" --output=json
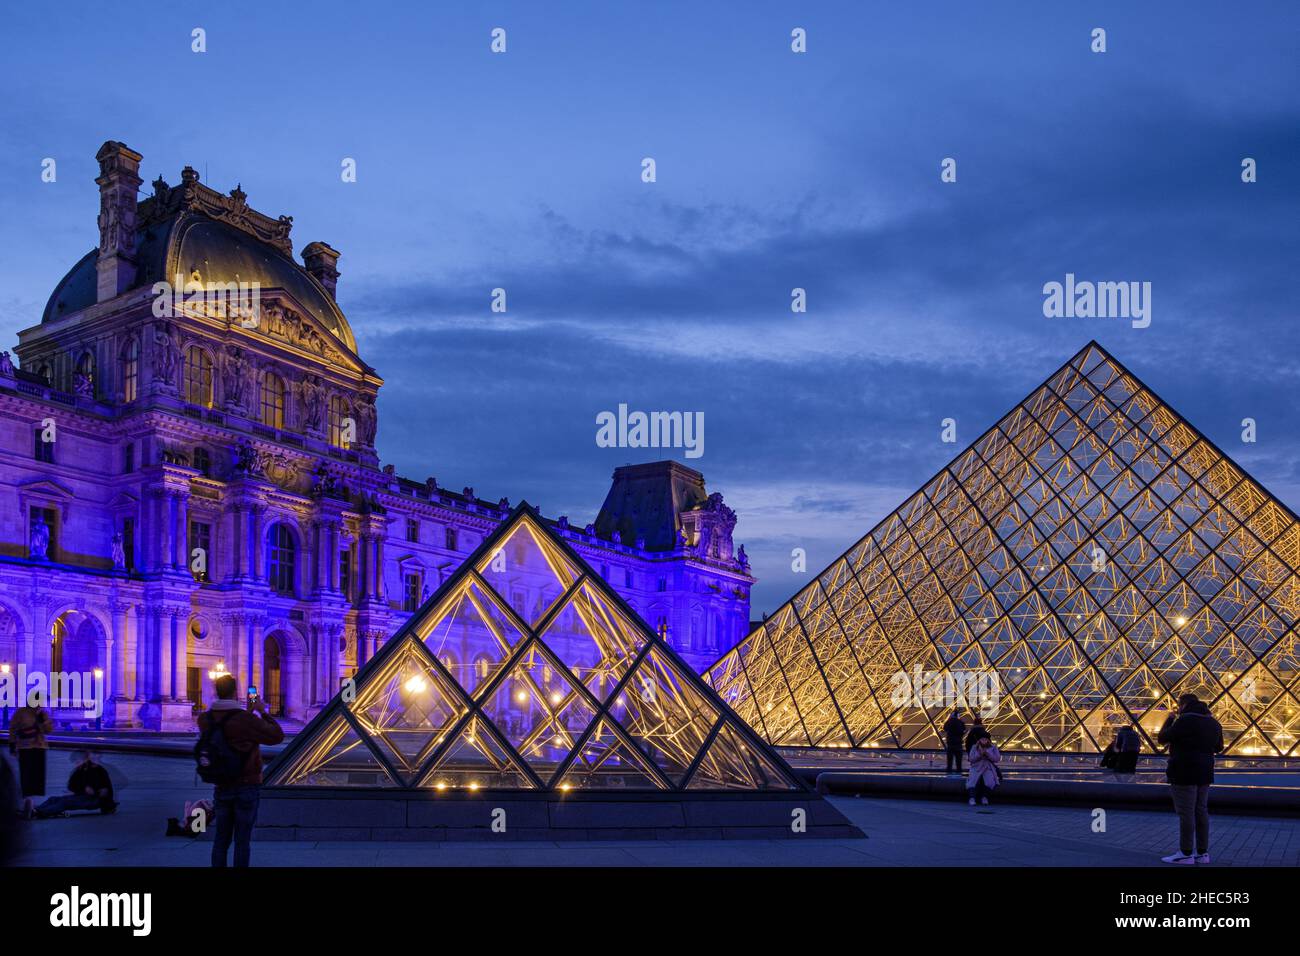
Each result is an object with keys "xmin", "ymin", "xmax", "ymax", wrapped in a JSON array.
[
  {"xmin": 515, "ymin": 690, "xmax": 528, "ymax": 703},
  {"xmin": 404, "ymin": 676, "xmax": 427, "ymax": 694},
  {"xmin": 435, "ymin": 782, "xmax": 447, "ymax": 791},
  {"xmin": 93, "ymin": 668, "xmax": 104, "ymax": 680},
  {"xmin": 1, "ymin": 662, "xmax": 10, "ymax": 675},
  {"xmin": 1175, "ymin": 616, "xmax": 1186, "ymax": 628},
  {"xmin": 559, "ymin": 783, "xmax": 572, "ymax": 792},
  {"xmin": 468, "ymin": 782, "xmax": 479, "ymax": 791},
  {"xmin": 550, "ymin": 692, "xmax": 562, "ymax": 705},
  {"xmin": 207, "ymin": 660, "xmax": 228, "ymax": 680}
]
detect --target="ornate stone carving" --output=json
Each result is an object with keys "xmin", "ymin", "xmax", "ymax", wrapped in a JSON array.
[
  {"xmin": 152, "ymin": 322, "xmax": 179, "ymax": 387},
  {"xmin": 299, "ymin": 374, "xmax": 326, "ymax": 432},
  {"xmin": 29, "ymin": 516, "xmax": 50, "ymax": 560},
  {"xmin": 139, "ymin": 168, "xmax": 294, "ymax": 256}
]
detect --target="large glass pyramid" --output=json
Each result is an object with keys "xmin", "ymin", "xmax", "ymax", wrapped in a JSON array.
[
  {"xmin": 268, "ymin": 506, "xmax": 802, "ymax": 791},
  {"xmin": 705, "ymin": 342, "xmax": 1300, "ymax": 757}
]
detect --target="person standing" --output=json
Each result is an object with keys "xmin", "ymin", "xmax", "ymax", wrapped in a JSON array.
[
  {"xmin": 8, "ymin": 696, "xmax": 53, "ymax": 819},
  {"xmin": 196, "ymin": 674, "xmax": 283, "ymax": 867},
  {"xmin": 942, "ymin": 711, "xmax": 967, "ymax": 774},
  {"xmin": 1157, "ymin": 694, "xmax": 1224, "ymax": 865},
  {"xmin": 1113, "ymin": 723, "xmax": 1141, "ymax": 777},
  {"xmin": 966, "ymin": 734, "xmax": 1001, "ymax": 806}
]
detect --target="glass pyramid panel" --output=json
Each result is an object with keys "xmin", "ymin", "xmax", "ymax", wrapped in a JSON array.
[
  {"xmin": 417, "ymin": 717, "xmax": 535, "ymax": 790},
  {"xmin": 475, "ymin": 516, "xmax": 580, "ymax": 627},
  {"xmin": 706, "ymin": 342, "xmax": 1300, "ymax": 757},
  {"xmin": 555, "ymin": 719, "xmax": 668, "ymax": 790},
  {"xmin": 540, "ymin": 579, "xmax": 647, "ymax": 703},
  {"xmin": 346, "ymin": 637, "xmax": 466, "ymax": 783},
  {"xmin": 418, "ymin": 577, "xmax": 525, "ymax": 697},
  {"xmin": 268, "ymin": 508, "xmax": 804, "ymax": 793},
  {"xmin": 273, "ymin": 711, "xmax": 397, "ymax": 787}
]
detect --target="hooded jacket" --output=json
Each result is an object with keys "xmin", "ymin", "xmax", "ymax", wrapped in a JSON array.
[{"xmin": 1157, "ymin": 703, "xmax": 1224, "ymax": 786}]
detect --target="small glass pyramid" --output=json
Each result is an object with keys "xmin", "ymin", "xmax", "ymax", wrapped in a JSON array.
[
  {"xmin": 706, "ymin": 342, "xmax": 1300, "ymax": 757},
  {"xmin": 268, "ymin": 507, "xmax": 802, "ymax": 791}
]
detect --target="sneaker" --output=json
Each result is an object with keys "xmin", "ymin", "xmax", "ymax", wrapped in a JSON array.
[
  {"xmin": 1195, "ymin": 853, "xmax": 1211, "ymax": 865},
  {"xmin": 968, "ymin": 797, "xmax": 976, "ymax": 806},
  {"xmin": 980, "ymin": 797, "xmax": 990, "ymax": 805},
  {"xmin": 1161, "ymin": 853, "xmax": 1196, "ymax": 865}
]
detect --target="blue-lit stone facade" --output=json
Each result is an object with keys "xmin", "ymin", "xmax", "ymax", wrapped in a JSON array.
[{"xmin": 0, "ymin": 141, "xmax": 753, "ymax": 730}]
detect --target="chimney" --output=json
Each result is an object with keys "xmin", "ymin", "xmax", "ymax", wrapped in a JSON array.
[
  {"xmin": 302, "ymin": 242, "xmax": 341, "ymax": 299},
  {"xmin": 94, "ymin": 141, "xmax": 143, "ymax": 303}
]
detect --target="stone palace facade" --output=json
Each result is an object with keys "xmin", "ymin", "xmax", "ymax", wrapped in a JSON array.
[{"xmin": 0, "ymin": 141, "xmax": 754, "ymax": 730}]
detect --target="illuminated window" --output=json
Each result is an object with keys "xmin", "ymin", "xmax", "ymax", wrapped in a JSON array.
[
  {"xmin": 260, "ymin": 373, "xmax": 285, "ymax": 429},
  {"xmin": 328, "ymin": 395, "xmax": 349, "ymax": 447},
  {"xmin": 183, "ymin": 346, "xmax": 214, "ymax": 407},
  {"xmin": 267, "ymin": 523, "xmax": 296, "ymax": 596},
  {"xmin": 120, "ymin": 338, "xmax": 139, "ymax": 403},
  {"xmin": 402, "ymin": 571, "xmax": 422, "ymax": 612}
]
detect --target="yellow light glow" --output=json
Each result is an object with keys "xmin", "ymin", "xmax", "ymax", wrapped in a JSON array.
[
  {"xmin": 1175, "ymin": 616, "xmax": 1186, "ymax": 627},
  {"xmin": 550, "ymin": 692, "xmax": 562, "ymax": 705},
  {"xmin": 515, "ymin": 690, "xmax": 528, "ymax": 702},
  {"xmin": 404, "ymin": 676, "xmax": 427, "ymax": 693},
  {"xmin": 468, "ymin": 782, "xmax": 479, "ymax": 791}
]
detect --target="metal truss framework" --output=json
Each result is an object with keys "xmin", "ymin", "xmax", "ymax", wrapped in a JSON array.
[
  {"xmin": 706, "ymin": 342, "xmax": 1300, "ymax": 757},
  {"xmin": 268, "ymin": 506, "xmax": 801, "ymax": 791}
]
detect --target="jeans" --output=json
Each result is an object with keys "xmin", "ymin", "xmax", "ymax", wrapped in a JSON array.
[
  {"xmin": 945, "ymin": 747, "xmax": 963, "ymax": 773},
  {"xmin": 35, "ymin": 793, "xmax": 102, "ymax": 816},
  {"xmin": 970, "ymin": 778, "xmax": 993, "ymax": 803},
  {"xmin": 1169, "ymin": 783, "xmax": 1210, "ymax": 856},
  {"xmin": 211, "ymin": 785, "xmax": 260, "ymax": 868}
]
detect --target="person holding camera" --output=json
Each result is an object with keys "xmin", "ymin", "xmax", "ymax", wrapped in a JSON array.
[{"xmin": 195, "ymin": 674, "xmax": 283, "ymax": 867}]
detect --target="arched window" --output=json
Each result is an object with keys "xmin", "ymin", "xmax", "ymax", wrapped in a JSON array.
[
  {"xmin": 76, "ymin": 352, "xmax": 95, "ymax": 397},
  {"xmin": 120, "ymin": 338, "xmax": 139, "ymax": 403},
  {"xmin": 260, "ymin": 373, "xmax": 286, "ymax": 429},
  {"xmin": 328, "ymin": 394, "xmax": 348, "ymax": 447},
  {"xmin": 267, "ymin": 523, "xmax": 297, "ymax": 596},
  {"xmin": 183, "ymin": 346, "xmax": 214, "ymax": 407}
]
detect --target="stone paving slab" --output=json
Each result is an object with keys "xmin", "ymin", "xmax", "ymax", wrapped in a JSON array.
[{"xmin": 9, "ymin": 752, "xmax": 1298, "ymax": 867}]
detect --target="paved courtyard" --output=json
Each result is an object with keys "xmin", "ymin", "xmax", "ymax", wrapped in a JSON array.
[{"xmin": 10, "ymin": 752, "xmax": 1298, "ymax": 867}]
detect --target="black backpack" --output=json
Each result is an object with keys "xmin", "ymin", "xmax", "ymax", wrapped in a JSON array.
[{"xmin": 194, "ymin": 712, "xmax": 248, "ymax": 785}]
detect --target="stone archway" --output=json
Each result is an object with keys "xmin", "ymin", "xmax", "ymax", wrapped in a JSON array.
[
  {"xmin": 48, "ymin": 609, "xmax": 107, "ymax": 708},
  {"xmin": 262, "ymin": 627, "xmax": 309, "ymax": 723}
]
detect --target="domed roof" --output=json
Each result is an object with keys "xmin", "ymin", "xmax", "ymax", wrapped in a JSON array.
[{"xmin": 42, "ymin": 177, "xmax": 356, "ymax": 354}]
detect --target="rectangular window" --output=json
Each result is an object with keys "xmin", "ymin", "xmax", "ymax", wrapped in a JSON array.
[
  {"xmin": 30, "ymin": 506, "xmax": 57, "ymax": 561},
  {"xmin": 339, "ymin": 550, "xmax": 352, "ymax": 601},
  {"xmin": 33, "ymin": 428, "xmax": 54, "ymax": 464},
  {"xmin": 406, "ymin": 518, "xmax": 419, "ymax": 543},
  {"xmin": 402, "ymin": 571, "xmax": 422, "ymax": 612},
  {"xmin": 657, "ymin": 577, "xmax": 667, "ymax": 592},
  {"xmin": 122, "ymin": 518, "xmax": 135, "ymax": 571},
  {"xmin": 123, "ymin": 443, "xmax": 134, "ymax": 474},
  {"xmin": 186, "ymin": 667, "xmax": 202, "ymax": 705},
  {"xmin": 189, "ymin": 520, "xmax": 212, "ymax": 582},
  {"xmin": 192, "ymin": 447, "xmax": 211, "ymax": 478},
  {"xmin": 625, "ymin": 570, "xmax": 633, "ymax": 588},
  {"xmin": 445, "ymin": 526, "xmax": 457, "ymax": 551}
]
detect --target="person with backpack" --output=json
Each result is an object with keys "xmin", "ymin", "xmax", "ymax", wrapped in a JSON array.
[
  {"xmin": 8, "ymin": 696, "xmax": 54, "ymax": 819},
  {"xmin": 196, "ymin": 673, "xmax": 283, "ymax": 867}
]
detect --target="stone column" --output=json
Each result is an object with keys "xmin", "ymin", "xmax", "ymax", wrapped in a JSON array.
[
  {"xmin": 169, "ymin": 606, "xmax": 185, "ymax": 701},
  {"xmin": 108, "ymin": 600, "xmax": 128, "ymax": 699},
  {"xmin": 250, "ymin": 505, "xmax": 265, "ymax": 583},
  {"xmin": 229, "ymin": 503, "xmax": 246, "ymax": 580}
]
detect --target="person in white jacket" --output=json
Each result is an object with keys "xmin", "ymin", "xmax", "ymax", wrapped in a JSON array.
[{"xmin": 967, "ymin": 735, "xmax": 1001, "ymax": 806}]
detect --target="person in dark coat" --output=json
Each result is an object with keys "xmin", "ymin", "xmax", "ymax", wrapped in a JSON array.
[
  {"xmin": 942, "ymin": 711, "xmax": 967, "ymax": 774},
  {"xmin": 1112, "ymin": 724, "xmax": 1141, "ymax": 776},
  {"xmin": 34, "ymin": 751, "xmax": 116, "ymax": 817},
  {"xmin": 964, "ymin": 714, "xmax": 990, "ymax": 753},
  {"xmin": 1157, "ymin": 694, "xmax": 1224, "ymax": 865}
]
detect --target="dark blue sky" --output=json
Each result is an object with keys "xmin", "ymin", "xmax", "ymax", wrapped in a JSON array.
[{"xmin": 2, "ymin": 1, "xmax": 1298, "ymax": 613}]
